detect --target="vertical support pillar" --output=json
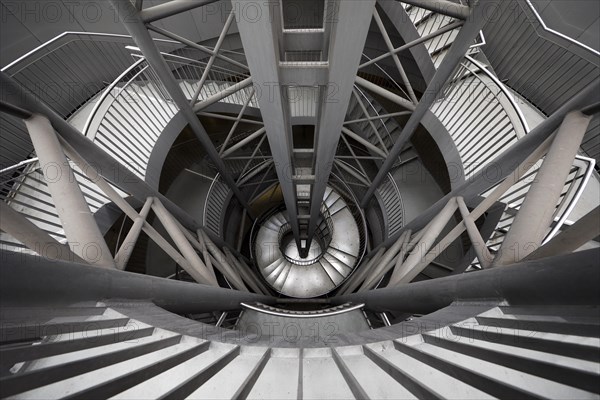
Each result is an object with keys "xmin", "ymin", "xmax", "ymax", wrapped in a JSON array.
[
  {"xmin": 23, "ymin": 114, "xmax": 115, "ymax": 268},
  {"xmin": 495, "ymin": 111, "xmax": 593, "ymax": 265}
]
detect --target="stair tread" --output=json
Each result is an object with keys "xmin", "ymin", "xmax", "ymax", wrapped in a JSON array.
[
  {"xmin": 14, "ymin": 341, "xmax": 198, "ymax": 400},
  {"xmin": 247, "ymin": 354, "xmax": 300, "ymax": 400},
  {"xmin": 187, "ymin": 348, "xmax": 270, "ymax": 399},
  {"xmin": 413, "ymin": 341, "xmax": 598, "ymax": 399},
  {"xmin": 302, "ymin": 353, "xmax": 354, "ymax": 399},
  {"xmin": 336, "ymin": 352, "xmax": 418, "ymax": 399},
  {"xmin": 114, "ymin": 344, "xmax": 236, "ymax": 399},
  {"xmin": 364, "ymin": 342, "xmax": 494, "ymax": 399}
]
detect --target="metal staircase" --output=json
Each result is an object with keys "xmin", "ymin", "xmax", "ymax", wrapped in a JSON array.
[
  {"xmin": 1, "ymin": 300, "xmax": 598, "ymax": 399},
  {"xmin": 1, "ymin": 0, "xmax": 599, "ymax": 398},
  {"xmin": 253, "ymin": 187, "xmax": 362, "ymax": 298}
]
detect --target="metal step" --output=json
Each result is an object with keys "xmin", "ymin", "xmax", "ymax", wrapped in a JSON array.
[{"xmin": 1, "ymin": 303, "xmax": 598, "ymax": 398}]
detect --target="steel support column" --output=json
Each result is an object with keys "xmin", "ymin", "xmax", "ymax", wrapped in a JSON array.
[
  {"xmin": 495, "ymin": 111, "xmax": 593, "ymax": 265},
  {"xmin": 306, "ymin": 0, "xmax": 376, "ymax": 246},
  {"xmin": 231, "ymin": 0, "xmax": 302, "ymax": 247},
  {"xmin": 109, "ymin": 0, "xmax": 249, "ymax": 211},
  {"xmin": 361, "ymin": 1, "xmax": 486, "ymax": 207},
  {"xmin": 23, "ymin": 114, "xmax": 115, "ymax": 268}
]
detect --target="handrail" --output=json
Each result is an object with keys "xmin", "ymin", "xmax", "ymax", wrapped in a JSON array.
[
  {"xmin": 0, "ymin": 158, "xmax": 38, "ymax": 176},
  {"xmin": 1, "ymin": 31, "xmax": 178, "ymax": 72},
  {"xmin": 241, "ymin": 302, "xmax": 365, "ymax": 318},
  {"xmin": 524, "ymin": 0, "xmax": 600, "ymax": 57},
  {"xmin": 543, "ymin": 155, "xmax": 596, "ymax": 243},
  {"xmin": 82, "ymin": 57, "xmax": 148, "ymax": 136},
  {"xmin": 464, "ymin": 55, "xmax": 530, "ymax": 134}
]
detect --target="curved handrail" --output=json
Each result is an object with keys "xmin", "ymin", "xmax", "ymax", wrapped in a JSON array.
[
  {"xmin": 1, "ymin": 31, "xmax": 177, "ymax": 72},
  {"xmin": 464, "ymin": 55, "xmax": 530, "ymax": 134},
  {"xmin": 82, "ymin": 57, "xmax": 147, "ymax": 137},
  {"xmin": 543, "ymin": 155, "xmax": 596, "ymax": 243},
  {"xmin": 240, "ymin": 302, "xmax": 365, "ymax": 318}
]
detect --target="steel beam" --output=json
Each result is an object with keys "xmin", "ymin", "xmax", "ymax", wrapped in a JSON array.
[
  {"xmin": 372, "ymin": 79, "xmax": 599, "ymax": 253},
  {"xmin": 0, "ymin": 249, "xmax": 274, "ymax": 314},
  {"xmin": 306, "ymin": 0, "xmax": 377, "ymax": 246},
  {"xmin": 219, "ymin": 88, "xmax": 256, "ymax": 156},
  {"xmin": 140, "ymin": 0, "xmax": 220, "ymax": 23},
  {"xmin": 147, "ymin": 24, "xmax": 248, "ymax": 71},
  {"xmin": 23, "ymin": 114, "xmax": 115, "ymax": 268},
  {"xmin": 192, "ymin": 77, "xmax": 253, "ymax": 112},
  {"xmin": 495, "ymin": 111, "xmax": 593, "ymax": 265},
  {"xmin": 361, "ymin": 1, "xmax": 486, "ymax": 207},
  {"xmin": 231, "ymin": 0, "xmax": 302, "ymax": 247},
  {"xmin": 110, "ymin": 0, "xmax": 249, "ymax": 211},
  {"xmin": 388, "ymin": 197, "xmax": 458, "ymax": 285},
  {"xmin": 190, "ymin": 11, "xmax": 236, "ymax": 104},
  {"xmin": 355, "ymin": 77, "xmax": 415, "ymax": 111},
  {"xmin": 373, "ymin": 9, "xmax": 418, "ymax": 104},
  {"xmin": 360, "ymin": 21, "xmax": 464, "ymax": 68},
  {"xmin": 221, "ymin": 127, "xmax": 266, "ymax": 159},
  {"xmin": 151, "ymin": 198, "xmax": 218, "ymax": 286},
  {"xmin": 456, "ymin": 196, "xmax": 493, "ymax": 268},
  {"xmin": 334, "ymin": 249, "xmax": 600, "ymax": 314},
  {"xmin": 341, "ymin": 127, "xmax": 387, "ymax": 159},
  {"xmin": 115, "ymin": 197, "xmax": 154, "ymax": 270},
  {"xmin": 525, "ymin": 206, "xmax": 600, "ymax": 261}
]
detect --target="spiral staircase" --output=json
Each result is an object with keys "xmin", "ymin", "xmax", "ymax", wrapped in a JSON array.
[{"xmin": 1, "ymin": 0, "xmax": 599, "ymax": 398}]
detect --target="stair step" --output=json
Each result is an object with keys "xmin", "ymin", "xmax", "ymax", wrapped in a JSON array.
[
  {"xmin": 422, "ymin": 333, "xmax": 600, "ymax": 393},
  {"xmin": 13, "ymin": 339, "xmax": 198, "ymax": 399},
  {"xmin": 405, "ymin": 339, "xmax": 597, "ymax": 399},
  {"xmin": 0, "ymin": 334, "xmax": 183, "ymax": 397},
  {"xmin": 477, "ymin": 316, "xmax": 600, "ymax": 337},
  {"xmin": 451, "ymin": 324, "xmax": 600, "ymax": 362},
  {"xmin": 116, "ymin": 344, "xmax": 239, "ymax": 399},
  {"xmin": 0, "ymin": 327, "xmax": 156, "ymax": 368},
  {"xmin": 0, "ymin": 318, "xmax": 131, "ymax": 343},
  {"xmin": 187, "ymin": 347, "xmax": 271, "ymax": 399},
  {"xmin": 364, "ymin": 342, "xmax": 493, "ymax": 399},
  {"xmin": 64, "ymin": 340, "xmax": 210, "ymax": 399},
  {"xmin": 332, "ymin": 347, "xmax": 418, "ymax": 399},
  {"xmin": 303, "ymin": 350, "xmax": 354, "ymax": 399},
  {"xmin": 246, "ymin": 350, "xmax": 300, "ymax": 399},
  {"xmin": 393, "ymin": 339, "xmax": 540, "ymax": 399}
]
